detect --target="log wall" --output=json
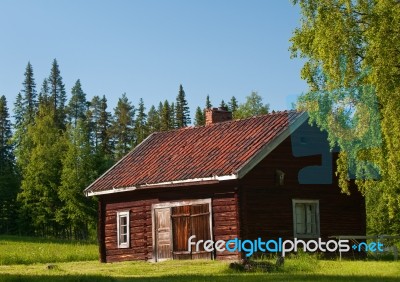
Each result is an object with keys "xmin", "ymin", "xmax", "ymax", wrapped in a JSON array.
[
  {"xmin": 239, "ymin": 122, "xmax": 366, "ymax": 242},
  {"xmin": 99, "ymin": 182, "xmax": 240, "ymax": 262}
]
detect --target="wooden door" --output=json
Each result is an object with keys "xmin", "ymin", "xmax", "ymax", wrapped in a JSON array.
[
  {"xmin": 171, "ymin": 205, "xmax": 191, "ymax": 259},
  {"xmin": 190, "ymin": 204, "xmax": 212, "ymax": 259},
  {"xmin": 171, "ymin": 203, "xmax": 212, "ymax": 260},
  {"xmin": 155, "ymin": 208, "xmax": 172, "ymax": 261}
]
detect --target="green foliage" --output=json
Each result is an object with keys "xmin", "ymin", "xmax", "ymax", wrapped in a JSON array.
[
  {"xmin": 111, "ymin": 93, "xmax": 135, "ymax": 160},
  {"xmin": 160, "ymin": 100, "xmax": 172, "ymax": 131},
  {"xmin": 228, "ymin": 96, "xmax": 238, "ymax": 114},
  {"xmin": 291, "ymin": 0, "xmax": 400, "ymax": 234},
  {"xmin": 194, "ymin": 106, "xmax": 205, "ymax": 126},
  {"xmin": 17, "ymin": 102, "xmax": 66, "ymax": 236},
  {"xmin": 205, "ymin": 94, "xmax": 212, "ymax": 109},
  {"xmin": 147, "ymin": 105, "xmax": 160, "ymax": 133},
  {"xmin": 175, "ymin": 84, "xmax": 190, "ymax": 128},
  {"xmin": 0, "ymin": 96, "xmax": 19, "ymax": 234},
  {"xmin": 234, "ymin": 91, "xmax": 269, "ymax": 119},
  {"xmin": 48, "ymin": 59, "xmax": 66, "ymax": 129},
  {"xmin": 59, "ymin": 119, "xmax": 97, "ymax": 239},
  {"xmin": 134, "ymin": 98, "xmax": 147, "ymax": 145},
  {"xmin": 21, "ymin": 62, "xmax": 37, "ymax": 124},
  {"xmin": 66, "ymin": 79, "xmax": 87, "ymax": 126}
]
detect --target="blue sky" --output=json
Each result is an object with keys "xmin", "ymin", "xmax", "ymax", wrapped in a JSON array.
[{"xmin": 0, "ymin": 0, "xmax": 307, "ymax": 119}]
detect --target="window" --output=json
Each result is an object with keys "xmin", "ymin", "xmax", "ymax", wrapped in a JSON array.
[
  {"xmin": 117, "ymin": 211, "xmax": 130, "ymax": 248},
  {"xmin": 292, "ymin": 200, "xmax": 319, "ymax": 238}
]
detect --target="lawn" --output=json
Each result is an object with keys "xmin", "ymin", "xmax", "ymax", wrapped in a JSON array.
[
  {"xmin": 0, "ymin": 235, "xmax": 98, "ymax": 265},
  {"xmin": 0, "ymin": 236, "xmax": 399, "ymax": 282}
]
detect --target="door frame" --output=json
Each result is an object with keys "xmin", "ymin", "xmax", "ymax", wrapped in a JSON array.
[{"xmin": 151, "ymin": 198, "xmax": 213, "ymax": 262}]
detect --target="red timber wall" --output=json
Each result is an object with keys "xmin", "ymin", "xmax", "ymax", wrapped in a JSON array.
[
  {"xmin": 98, "ymin": 181, "xmax": 240, "ymax": 262},
  {"xmin": 239, "ymin": 122, "xmax": 366, "ymax": 242}
]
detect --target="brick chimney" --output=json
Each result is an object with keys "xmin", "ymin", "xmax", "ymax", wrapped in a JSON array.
[{"xmin": 205, "ymin": 107, "xmax": 232, "ymax": 125}]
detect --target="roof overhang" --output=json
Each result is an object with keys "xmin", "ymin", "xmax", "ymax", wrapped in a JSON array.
[
  {"xmin": 85, "ymin": 174, "xmax": 238, "ymax": 197},
  {"xmin": 85, "ymin": 112, "xmax": 309, "ymax": 197}
]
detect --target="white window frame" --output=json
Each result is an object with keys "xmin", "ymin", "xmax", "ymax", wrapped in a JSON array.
[
  {"xmin": 292, "ymin": 199, "xmax": 320, "ymax": 238},
  {"xmin": 117, "ymin": 211, "xmax": 130, "ymax": 248}
]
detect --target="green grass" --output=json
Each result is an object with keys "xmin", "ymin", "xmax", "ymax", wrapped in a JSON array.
[
  {"xmin": 0, "ymin": 236, "xmax": 399, "ymax": 281},
  {"xmin": 0, "ymin": 235, "xmax": 98, "ymax": 265}
]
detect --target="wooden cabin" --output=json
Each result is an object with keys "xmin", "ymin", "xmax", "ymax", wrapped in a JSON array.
[{"xmin": 84, "ymin": 109, "xmax": 366, "ymax": 263}]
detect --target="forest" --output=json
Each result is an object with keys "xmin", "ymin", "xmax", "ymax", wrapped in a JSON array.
[{"xmin": 0, "ymin": 59, "xmax": 269, "ymax": 239}]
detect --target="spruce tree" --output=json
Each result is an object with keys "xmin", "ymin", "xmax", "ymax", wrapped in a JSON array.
[
  {"xmin": 160, "ymin": 100, "xmax": 170, "ymax": 131},
  {"xmin": 0, "ymin": 96, "xmax": 18, "ymax": 233},
  {"xmin": 13, "ymin": 93, "xmax": 24, "ymax": 134},
  {"xmin": 87, "ymin": 95, "xmax": 113, "ymax": 174},
  {"xmin": 194, "ymin": 106, "xmax": 205, "ymax": 126},
  {"xmin": 48, "ymin": 59, "xmax": 66, "ymax": 129},
  {"xmin": 98, "ymin": 95, "xmax": 113, "ymax": 160},
  {"xmin": 228, "ymin": 96, "xmax": 238, "ymax": 115},
  {"xmin": 38, "ymin": 79, "xmax": 49, "ymax": 105},
  {"xmin": 205, "ymin": 95, "xmax": 212, "ymax": 109},
  {"xmin": 110, "ymin": 93, "xmax": 135, "ymax": 159},
  {"xmin": 220, "ymin": 99, "xmax": 227, "ymax": 109},
  {"xmin": 67, "ymin": 79, "xmax": 87, "ymax": 126},
  {"xmin": 170, "ymin": 102, "xmax": 176, "ymax": 129},
  {"xmin": 175, "ymin": 84, "xmax": 190, "ymax": 128},
  {"xmin": 147, "ymin": 105, "xmax": 160, "ymax": 133},
  {"xmin": 14, "ymin": 63, "xmax": 38, "ymax": 175},
  {"xmin": 88, "ymin": 95, "xmax": 101, "ymax": 149},
  {"xmin": 134, "ymin": 98, "xmax": 147, "ymax": 145},
  {"xmin": 21, "ymin": 62, "xmax": 37, "ymax": 124}
]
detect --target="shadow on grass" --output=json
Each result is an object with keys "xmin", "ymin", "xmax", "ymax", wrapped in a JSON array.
[{"xmin": 0, "ymin": 274, "xmax": 399, "ymax": 282}]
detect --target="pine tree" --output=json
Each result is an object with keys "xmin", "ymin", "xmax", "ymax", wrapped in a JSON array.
[
  {"xmin": 228, "ymin": 96, "xmax": 238, "ymax": 114},
  {"xmin": 134, "ymin": 98, "xmax": 147, "ymax": 145},
  {"xmin": 220, "ymin": 100, "xmax": 227, "ymax": 109},
  {"xmin": 38, "ymin": 79, "xmax": 49, "ymax": 105},
  {"xmin": 170, "ymin": 102, "xmax": 176, "ymax": 129},
  {"xmin": 0, "ymin": 96, "xmax": 18, "ymax": 233},
  {"xmin": 13, "ymin": 93, "xmax": 24, "ymax": 133},
  {"xmin": 147, "ymin": 105, "xmax": 160, "ymax": 133},
  {"xmin": 88, "ymin": 95, "xmax": 101, "ymax": 149},
  {"xmin": 13, "ymin": 92, "xmax": 29, "ymax": 174},
  {"xmin": 87, "ymin": 95, "xmax": 113, "ymax": 175},
  {"xmin": 175, "ymin": 84, "xmax": 190, "ymax": 128},
  {"xmin": 111, "ymin": 93, "xmax": 135, "ymax": 159},
  {"xmin": 160, "ymin": 100, "xmax": 171, "ymax": 131},
  {"xmin": 206, "ymin": 95, "xmax": 212, "ymax": 109},
  {"xmin": 21, "ymin": 62, "xmax": 37, "ymax": 124},
  {"xmin": 98, "ymin": 95, "xmax": 113, "ymax": 159},
  {"xmin": 194, "ymin": 106, "xmax": 205, "ymax": 126},
  {"xmin": 48, "ymin": 59, "xmax": 66, "ymax": 129},
  {"xmin": 67, "ymin": 79, "xmax": 87, "ymax": 126},
  {"xmin": 14, "ymin": 63, "xmax": 38, "ymax": 176}
]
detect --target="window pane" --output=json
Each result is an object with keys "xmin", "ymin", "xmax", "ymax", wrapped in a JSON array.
[
  {"xmin": 118, "ymin": 213, "xmax": 129, "ymax": 247},
  {"xmin": 294, "ymin": 202, "xmax": 318, "ymax": 236},
  {"xmin": 120, "ymin": 216, "xmax": 127, "ymax": 226},
  {"xmin": 295, "ymin": 204, "xmax": 305, "ymax": 234}
]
